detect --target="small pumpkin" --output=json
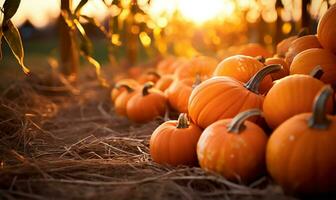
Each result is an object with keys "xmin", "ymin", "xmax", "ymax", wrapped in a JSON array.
[
  {"xmin": 317, "ymin": 4, "xmax": 336, "ymax": 54},
  {"xmin": 263, "ymin": 67, "xmax": 333, "ymax": 129},
  {"xmin": 290, "ymin": 48, "xmax": 336, "ymax": 86},
  {"xmin": 197, "ymin": 109, "xmax": 268, "ymax": 183},
  {"xmin": 128, "ymin": 66, "xmax": 143, "ymax": 79},
  {"xmin": 188, "ymin": 64, "xmax": 281, "ymax": 129},
  {"xmin": 213, "ymin": 55, "xmax": 273, "ymax": 93},
  {"xmin": 150, "ymin": 113, "xmax": 202, "ymax": 166},
  {"xmin": 111, "ymin": 79, "xmax": 139, "ymax": 103},
  {"xmin": 156, "ymin": 57, "xmax": 177, "ymax": 75},
  {"xmin": 265, "ymin": 57, "xmax": 289, "ymax": 80},
  {"xmin": 174, "ymin": 56, "xmax": 218, "ymax": 80},
  {"xmin": 276, "ymin": 36, "xmax": 298, "ymax": 57},
  {"xmin": 285, "ymin": 35, "xmax": 322, "ymax": 65},
  {"xmin": 138, "ymin": 71, "xmax": 161, "ymax": 84},
  {"xmin": 267, "ymin": 85, "xmax": 336, "ymax": 195},
  {"xmin": 126, "ymin": 82, "xmax": 167, "ymax": 123},
  {"xmin": 165, "ymin": 76, "xmax": 200, "ymax": 113},
  {"xmin": 238, "ymin": 43, "xmax": 272, "ymax": 58},
  {"xmin": 155, "ymin": 75, "xmax": 174, "ymax": 92},
  {"xmin": 114, "ymin": 84, "xmax": 136, "ymax": 116}
]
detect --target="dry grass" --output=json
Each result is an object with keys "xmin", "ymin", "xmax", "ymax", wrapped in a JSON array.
[{"xmin": 0, "ymin": 70, "xmax": 295, "ymax": 200}]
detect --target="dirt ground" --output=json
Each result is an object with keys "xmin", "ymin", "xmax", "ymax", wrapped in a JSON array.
[{"xmin": 0, "ymin": 67, "xmax": 297, "ymax": 200}]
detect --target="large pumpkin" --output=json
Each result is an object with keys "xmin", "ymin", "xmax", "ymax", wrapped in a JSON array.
[
  {"xmin": 114, "ymin": 84, "xmax": 136, "ymax": 116},
  {"xmin": 150, "ymin": 113, "xmax": 202, "ymax": 166},
  {"xmin": 317, "ymin": 4, "xmax": 336, "ymax": 54},
  {"xmin": 276, "ymin": 36, "xmax": 298, "ymax": 57},
  {"xmin": 290, "ymin": 48, "xmax": 336, "ymax": 86},
  {"xmin": 126, "ymin": 82, "xmax": 167, "ymax": 123},
  {"xmin": 155, "ymin": 75, "xmax": 174, "ymax": 92},
  {"xmin": 263, "ymin": 68, "xmax": 333, "ymax": 129},
  {"xmin": 111, "ymin": 79, "xmax": 139, "ymax": 103},
  {"xmin": 174, "ymin": 56, "xmax": 218, "ymax": 80},
  {"xmin": 138, "ymin": 71, "xmax": 161, "ymax": 84},
  {"xmin": 238, "ymin": 43, "xmax": 272, "ymax": 58},
  {"xmin": 197, "ymin": 109, "xmax": 268, "ymax": 183},
  {"xmin": 285, "ymin": 35, "xmax": 322, "ymax": 65},
  {"xmin": 267, "ymin": 86, "xmax": 336, "ymax": 195},
  {"xmin": 265, "ymin": 57, "xmax": 289, "ymax": 80},
  {"xmin": 213, "ymin": 55, "xmax": 273, "ymax": 93},
  {"xmin": 188, "ymin": 64, "xmax": 281, "ymax": 129}
]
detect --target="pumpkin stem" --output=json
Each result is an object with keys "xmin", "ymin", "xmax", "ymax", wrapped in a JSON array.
[
  {"xmin": 142, "ymin": 82, "xmax": 154, "ymax": 96},
  {"xmin": 297, "ymin": 28, "xmax": 308, "ymax": 37},
  {"xmin": 176, "ymin": 113, "xmax": 189, "ymax": 129},
  {"xmin": 115, "ymin": 84, "xmax": 134, "ymax": 93},
  {"xmin": 255, "ymin": 56, "xmax": 265, "ymax": 64},
  {"xmin": 146, "ymin": 71, "xmax": 161, "ymax": 79},
  {"xmin": 227, "ymin": 109, "xmax": 262, "ymax": 133},
  {"xmin": 308, "ymin": 85, "xmax": 333, "ymax": 129},
  {"xmin": 192, "ymin": 74, "xmax": 202, "ymax": 89},
  {"xmin": 309, "ymin": 65, "xmax": 324, "ymax": 80},
  {"xmin": 244, "ymin": 64, "xmax": 282, "ymax": 94}
]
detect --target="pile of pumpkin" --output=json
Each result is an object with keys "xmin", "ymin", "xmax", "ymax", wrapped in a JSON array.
[{"xmin": 111, "ymin": 5, "xmax": 336, "ymax": 196}]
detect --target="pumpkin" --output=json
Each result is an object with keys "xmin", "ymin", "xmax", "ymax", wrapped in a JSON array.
[
  {"xmin": 285, "ymin": 35, "xmax": 322, "ymax": 65},
  {"xmin": 197, "ymin": 109, "xmax": 268, "ymax": 183},
  {"xmin": 126, "ymin": 82, "xmax": 167, "ymax": 123},
  {"xmin": 276, "ymin": 36, "xmax": 298, "ymax": 57},
  {"xmin": 150, "ymin": 113, "xmax": 202, "ymax": 166},
  {"xmin": 290, "ymin": 48, "xmax": 336, "ymax": 86},
  {"xmin": 165, "ymin": 77, "xmax": 200, "ymax": 113},
  {"xmin": 188, "ymin": 64, "xmax": 281, "ymax": 129},
  {"xmin": 238, "ymin": 43, "xmax": 272, "ymax": 58},
  {"xmin": 213, "ymin": 55, "xmax": 273, "ymax": 93},
  {"xmin": 265, "ymin": 57, "xmax": 289, "ymax": 80},
  {"xmin": 111, "ymin": 79, "xmax": 139, "ymax": 103},
  {"xmin": 114, "ymin": 84, "xmax": 136, "ymax": 116},
  {"xmin": 174, "ymin": 56, "xmax": 218, "ymax": 80},
  {"xmin": 317, "ymin": 4, "xmax": 336, "ymax": 54},
  {"xmin": 156, "ymin": 57, "xmax": 177, "ymax": 75},
  {"xmin": 155, "ymin": 75, "xmax": 174, "ymax": 92},
  {"xmin": 263, "ymin": 67, "xmax": 333, "ymax": 129},
  {"xmin": 267, "ymin": 85, "xmax": 336, "ymax": 195},
  {"xmin": 128, "ymin": 66, "xmax": 143, "ymax": 79},
  {"xmin": 138, "ymin": 71, "xmax": 161, "ymax": 84}
]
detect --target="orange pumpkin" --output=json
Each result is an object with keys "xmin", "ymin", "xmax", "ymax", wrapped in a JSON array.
[
  {"xmin": 263, "ymin": 67, "xmax": 333, "ymax": 129},
  {"xmin": 267, "ymin": 86, "xmax": 336, "ymax": 195},
  {"xmin": 188, "ymin": 64, "xmax": 281, "ymax": 129},
  {"xmin": 276, "ymin": 36, "xmax": 298, "ymax": 57},
  {"xmin": 265, "ymin": 57, "xmax": 289, "ymax": 80},
  {"xmin": 165, "ymin": 77, "xmax": 200, "ymax": 113},
  {"xmin": 138, "ymin": 71, "xmax": 161, "ymax": 84},
  {"xmin": 128, "ymin": 66, "xmax": 143, "ymax": 79},
  {"xmin": 126, "ymin": 82, "xmax": 167, "ymax": 123},
  {"xmin": 290, "ymin": 48, "xmax": 336, "ymax": 86},
  {"xmin": 285, "ymin": 35, "xmax": 322, "ymax": 65},
  {"xmin": 156, "ymin": 57, "xmax": 176, "ymax": 75},
  {"xmin": 317, "ymin": 4, "xmax": 336, "ymax": 54},
  {"xmin": 155, "ymin": 75, "xmax": 174, "ymax": 92},
  {"xmin": 150, "ymin": 113, "xmax": 202, "ymax": 166},
  {"xmin": 213, "ymin": 55, "xmax": 273, "ymax": 93},
  {"xmin": 238, "ymin": 43, "xmax": 272, "ymax": 58},
  {"xmin": 197, "ymin": 109, "xmax": 268, "ymax": 183},
  {"xmin": 111, "ymin": 79, "xmax": 139, "ymax": 103},
  {"xmin": 174, "ymin": 56, "xmax": 218, "ymax": 80},
  {"xmin": 114, "ymin": 85, "xmax": 136, "ymax": 116}
]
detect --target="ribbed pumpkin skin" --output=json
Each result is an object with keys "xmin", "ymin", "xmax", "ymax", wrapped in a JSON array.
[
  {"xmin": 197, "ymin": 119, "xmax": 268, "ymax": 183},
  {"xmin": 174, "ymin": 56, "xmax": 218, "ymax": 80},
  {"xmin": 290, "ymin": 48, "xmax": 336, "ymax": 85},
  {"xmin": 276, "ymin": 36, "xmax": 298, "ymax": 57},
  {"xmin": 267, "ymin": 113, "xmax": 336, "ymax": 195},
  {"xmin": 150, "ymin": 120, "xmax": 202, "ymax": 166},
  {"xmin": 238, "ymin": 43, "xmax": 272, "ymax": 58},
  {"xmin": 111, "ymin": 79, "xmax": 139, "ymax": 103},
  {"xmin": 155, "ymin": 75, "xmax": 174, "ymax": 92},
  {"xmin": 188, "ymin": 77, "xmax": 264, "ymax": 129},
  {"xmin": 114, "ymin": 90, "xmax": 135, "ymax": 116},
  {"xmin": 126, "ymin": 89, "xmax": 167, "ymax": 123},
  {"xmin": 263, "ymin": 75, "xmax": 333, "ymax": 129},
  {"xmin": 166, "ymin": 78, "xmax": 193, "ymax": 113},
  {"xmin": 213, "ymin": 55, "xmax": 272, "ymax": 93},
  {"xmin": 285, "ymin": 35, "xmax": 322, "ymax": 65},
  {"xmin": 317, "ymin": 5, "xmax": 336, "ymax": 54},
  {"xmin": 265, "ymin": 57, "xmax": 289, "ymax": 80}
]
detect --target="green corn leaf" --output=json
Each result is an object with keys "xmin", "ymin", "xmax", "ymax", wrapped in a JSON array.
[
  {"xmin": 3, "ymin": 20, "xmax": 30, "ymax": 74},
  {"xmin": 3, "ymin": 0, "xmax": 21, "ymax": 22}
]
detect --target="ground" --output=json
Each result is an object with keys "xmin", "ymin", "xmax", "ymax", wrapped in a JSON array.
[{"xmin": 0, "ymin": 59, "xmax": 297, "ymax": 200}]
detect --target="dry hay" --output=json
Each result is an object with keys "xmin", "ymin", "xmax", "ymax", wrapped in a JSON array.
[{"xmin": 0, "ymin": 72, "xmax": 295, "ymax": 200}]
